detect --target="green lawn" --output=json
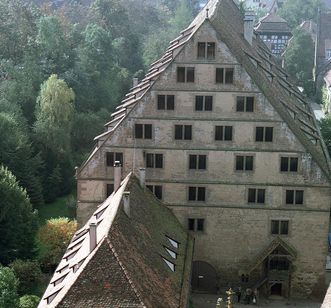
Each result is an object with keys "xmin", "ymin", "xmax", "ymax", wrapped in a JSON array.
[{"xmin": 36, "ymin": 195, "xmax": 76, "ymax": 224}]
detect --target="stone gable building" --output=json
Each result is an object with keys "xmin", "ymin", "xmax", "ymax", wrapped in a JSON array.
[
  {"xmin": 76, "ymin": 0, "xmax": 331, "ymax": 299},
  {"xmin": 39, "ymin": 172, "xmax": 193, "ymax": 307}
]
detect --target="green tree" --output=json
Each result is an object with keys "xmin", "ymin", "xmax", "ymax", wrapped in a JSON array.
[
  {"xmin": 34, "ymin": 74, "xmax": 75, "ymax": 154},
  {"xmin": 279, "ymin": 0, "xmax": 324, "ymax": 28},
  {"xmin": 19, "ymin": 295, "xmax": 40, "ymax": 308},
  {"xmin": 37, "ymin": 218, "xmax": 77, "ymax": 271},
  {"xmin": 0, "ymin": 113, "xmax": 44, "ymax": 205},
  {"xmin": 284, "ymin": 29, "xmax": 315, "ymax": 96},
  {"xmin": 320, "ymin": 117, "xmax": 331, "ymax": 155},
  {"xmin": 0, "ymin": 266, "xmax": 19, "ymax": 308},
  {"xmin": 9, "ymin": 260, "xmax": 42, "ymax": 296},
  {"xmin": 0, "ymin": 166, "xmax": 38, "ymax": 264}
]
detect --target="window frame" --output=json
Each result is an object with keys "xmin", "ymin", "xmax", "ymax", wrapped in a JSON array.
[
  {"xmin": 177, "ymin": 66, "xmax": 195, "ymax": 83},
  {"xmin": 174, "ymin": 125, "xmax": 192, "ymax": 140},
  {"xmin": 145, "ymin": 153, "xmax": 164, "ymax": 169},
  {"xmin": 270, "ymin": 219, "xmax": 289, "ymax": 236},
  {"xmin": 187, "ymin": 218, "xmax": 205, "ymax": 232},
  {"xmin": 157, "ymin": 95, "xmax": 175, "ymax": 110},
  {"xmin": 197, "ymin": 42, "xmax": 216, "ymax": 60},
  {"xmin": 280, "ymin": 156, "xmax": 299, "ymax": 173},
  {"xmin": 188, "ymin": 186, "xmax": 206, "ymax": 202},
  {"xmin": 135, "ymin": 124, "xmax": 153, "ymax": 139},
  {"xmin": 285, "ymin": 189, "xmax": 304, "ymax": 205},
  {"xmin": 215, "ymin": 125, "xmax": 233, "ymax": 141},
  {"xmin": 235, "ymin": 155, "xmax": 254, "ymax": 172},
  {"xmin": 146, "ymin": 184, "xmax": 163, "ymax": 200},
  {"xmin": 247, "ymin": 188, "xmax": 266, "ymax": 204},
  {"xmin": 188, "ymin": 154, "xmax": 207, "ymax": 170},
  {"xmin": 255, "ymin": 126, "xmax": 274, "ymax": 142},
  {"xmin": 105, "ymin": 152, "xmax": 124, "ymax": 167},
  {"xmin": 236, "ymin": 96, "xmax": 255, "ymax": 112},
  {"xmin": 195, "ymin": 95, "xmax": 213, "ymax": 111},
  {"xmin": 216, "ymin": 67, "xmax": 234, "ymax": 84}
]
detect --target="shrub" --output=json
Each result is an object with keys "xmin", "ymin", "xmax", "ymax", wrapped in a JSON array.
[{"xmin": 19, "ymin": 295, "xmax": 40, "ymax": 308}]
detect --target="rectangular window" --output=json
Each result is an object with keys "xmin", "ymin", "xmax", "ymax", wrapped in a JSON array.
[
  {"xmin": 177, "ymin": 67, "xmax": 195, "ymax": 83},
  {"xmin": 135, "ymin": 124, "xmax": 152, "ymax": 139},
  {"xmin": 146, "ymin": 185, "xmax": 163, "ymax": 200},
  {"xmin": 146, "ymin": 153, "xmax": 163, "ymax": 168},
  {"xmin": 215, "ymin": 126, "xmax": 233, "ymax": 141},
  {"xmin": 174, "ymin": 125, "xmax": 192, "ymax": 140},
  {"xmin": 236, "ymin": 156, "xmax": 253, "ymax": 171},
  {"xmin": 188, "ymin": 218, "xmax": 205, "ymax": 231},
  {"xmin": 255, "ymin": 127, "xmax": 273, "ymax": 142},
  {"xmin": 197, "ymin": 42, "xmax": 216, "ymax": 59},
  {"xmin": 157, "ymin": 95, "xmax": 175, "ymax": 110},
  {"xmin": 195, "ymin": 96, "xmax": 213, "ymax": 111},
  {"xmin": 236, "ymin": 96, "xmax": 254, "ymax": 112},
  {"xmin": 271, "ymin": 220, "xmax": 289, "ymax": 235},
  {"xmin": 286, "ymin": 190, "xmax": 304, "ymax": 205},
  {"xmin": 106, "ymin": 184, "xmax": 114, "ymax": 197},
  {"xmin": 106, "ymin": 152, "xmax": 123, "ymax": 167},
  {"xmin": 280, "ymin": 157, "xmax": 298, "ymax": 172},
  {"xmin": 248, "ymin": 188, "xmax": 265, "ymax": 204},
  {"xmin": 188, "ymin": 187, "xmax": 206, "ymax": 201},
  {"xmin": 189, "ymin": 155, "xmax": 207, "ymax": 170},
  {"xmin": 216, "ymin": 67, "xmax": 234, "ymax": 84}
]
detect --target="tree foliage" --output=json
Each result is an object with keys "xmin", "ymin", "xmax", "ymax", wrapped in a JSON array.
[
  {"xmin": 284, "ymin": 29, "xmax": 315, "ymax": 96},
  {"xmin": 0, "ymin": 166, "xmax": 38, "ymax": 265},
  {"xmin": 0, "ymin": 266, "xmax": 19, "ymax": 308},
  {"xmin": 19, "ymin": 295, "xmax": 40, "ymax": 308},
  {"xmin": 37, "ymin": 218, "xmax": 77, "ymax": 271},
  {"xmin": 9, "ymin": 260, "xmax": 42, "ymax": 296},
  {"xmin": 279, "ymin": 0, "xmax": 324, "ymax": 28}
]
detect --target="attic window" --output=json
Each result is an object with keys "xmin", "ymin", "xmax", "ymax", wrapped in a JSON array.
[
  {"xmin": 46, "ymin": 289, "xmax": 63, "ymax": 304},
  {"xmin": 164, "ymin": 247, "xmax": 177, "ymax": 259},
  {"xmin": 52, "ymin": 273, "xmax": 68, "ymax": 287},
  {"xmin": 162, "ymin": 257, "xmax": 176, "ymax": 272},
  {"xmin": 166, "ymin": 236, "xmax": 179, "ymax": 249}
]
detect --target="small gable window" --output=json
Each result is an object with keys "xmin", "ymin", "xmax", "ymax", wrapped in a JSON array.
[
  {"xmin": 256, "ymin": 127, "xmax": 273, "ymax": 142},
  {"xmin": 177, "ymin": 67, "xmax": 195, "ymax": 83},
  {"xmin": 236, "ymin": 96, "xmax": 254, "ymax": 112},
  {"xmin": 162, "ymin": 257, "xmax": 176, "ymax": 272},
  {"xmin": 106, "ymin": 152, "xmax": 123, "ymax": 167},
  {"xmin": 216, "ymin": 67, "xmax": 234, "ymax": 84},
  {"xmin": 197, "ymin": 42, "xmax": 216, "ymax": 60},
  {"xmin": 280, "ymin": 157, "xmax": 298, "ymax": 172},
  {"xmin": 157, "ymin": 95, "xmax": 175, "ymax": 110}
]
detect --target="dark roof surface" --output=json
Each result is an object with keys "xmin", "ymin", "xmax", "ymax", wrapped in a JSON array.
[
  {"xmin": 39, "ymin": 175, "xmax": 193, "ymax": 307},
  {"xmin": 255, "ymin": 13, "xmax": 292, "ymax": 33}
]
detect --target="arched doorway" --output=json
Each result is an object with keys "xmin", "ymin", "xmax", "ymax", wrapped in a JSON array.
[{"xmin": 191, "ymin": 261, "xmax": 218, "ymax": 293}]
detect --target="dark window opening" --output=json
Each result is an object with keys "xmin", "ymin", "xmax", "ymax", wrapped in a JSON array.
[
  {"xmin": 175, "ymin": 125, "xmax": 192, "ymax": 140},
  {"xmin": 286, "ymin": 190, "xmax": 303, "ymax": 205},
  {"xmin": 135, "ymin": 124, "xmax": 152, "ymax": 139},
  {"xmin": 216, "ymin": 68, "xmax": 224, "ymax": 83},
  {"xmin": 106, "ymin": 184, "xmax": 114, "ymax": 197},
  {"xmin": 197, "ymin": 219, "xmax": 204, "ymax": 231},
  {"xmin": 188, "ymin": 218, "xmax": 195, "ymax": 231},
  {"xmin": 207, "ymin": 42, "xmax": 215, "ymax": 59},
  {"xmin": 271, "ymin": 220, "xmax": 289, "ymax": 235},
  {"xmin": 225, "ymin": 68, "xmax": 234, "ymax": 84},
  {"xmin": 188, "ymin": 218, "xmax": 205, "ymax": 232},
  {"xmin": 196, "ymin": 96, "xmax": 213, "ymax": 111},
  {"xmin": 106, "ymin": 152, "xmax": 123, "ymax": 167},
  {"xmin": 188, "ymin": 187, "xmax": 206, "ymax": 201},
  {"xmin": 236, "ymin": 96, "xmax": 254, "ymax": 112},
  {"xmin": 216, "ymin": 67, "xmax": 233, "ymax": 84},
  {"xmin": 236, "ymin": 156, "xmax": 253, "ymax": 171},
  {"xmin": 255, "ymin": 127, "xmax": 273, "ymax": 142},
  {"xmin": 280, "ymin": 157, "xmax": 298, "ymax": 172},
  {"xmin": 189, "ymin": 155, "xmax": 207, "ymax": 170},
  {"xmin": 177, "ymin": 67, "xmax": 195, "ymax": 83},
  {"xmin": 146, "ymin": 153, "xmax": 163, "ymax": 168},
  {"xmin": 197, "ymin": 42, "xmax": 215, "ymax": 59},
  {"xmin": 248, "ymin": 188, "xmax": 265, "ymax": 204},
  {"xmin": 147, "ymin": 185, "xmax": 163, "ymax": 200},
  {"xmin": 215, "ymin": 126, "xmax": 232, "ymax": 141}
]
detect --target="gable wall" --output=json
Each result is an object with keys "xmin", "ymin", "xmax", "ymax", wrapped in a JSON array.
[{"xmin": 77, "ymin": 20, "xmax": 331, "ymax": 296}]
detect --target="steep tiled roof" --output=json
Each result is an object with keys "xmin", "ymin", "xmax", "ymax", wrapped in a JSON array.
[
  {"xmin": 78, "ymin": 0, "xmax": 330, "ymax": 180},
  {"xmin": 255, "ymin": 13, "xmax": 291, "ymax": 33},
  {"xmin": 39, "ymin": 174, "xmax": 193, "ymax": 307}
]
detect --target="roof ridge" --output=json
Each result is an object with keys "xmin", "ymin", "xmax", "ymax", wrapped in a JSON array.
[{"xmin": 105, "ymin": 238, "xmax": 146, "ymax": 307}]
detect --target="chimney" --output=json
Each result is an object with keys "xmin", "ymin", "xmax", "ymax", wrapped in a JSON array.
[
  {"xmin": 139, "ymin": 168, "xmax": 146, "ymax": 189},
  {"xmin": 244, "ymin": 11, "xmax": 255, "ymax": 45},
  {"xmin": 89, "ymin": 222, "xmax": 97, "ymax": 252},
  {"xmin": 123, "ymin": 192, "xmax": 131, "ymax": 217},
  {"xmin": 114, "ymin": 161, "xmax": 122, "ymax": 192},
  {"xmin": 133, "ymin": 78, "xmax": 139, "ymax": 87}
]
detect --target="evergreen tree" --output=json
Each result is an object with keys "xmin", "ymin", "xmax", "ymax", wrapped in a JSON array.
[
  {"xmin": 0, "ymin": 166, "xmax": 38, "ymax": 264},
  {"xmin": 0, "ymin": 266, "xmax": 19, "ymax": 308}
]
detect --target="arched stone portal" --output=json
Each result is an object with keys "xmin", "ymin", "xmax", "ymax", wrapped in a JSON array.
[{"xmin": 191, "ymin": 261, "xmax": 218, "ymax": 293}]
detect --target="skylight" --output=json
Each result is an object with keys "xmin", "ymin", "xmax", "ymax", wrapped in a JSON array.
[
  {"xmin": 166, "ymin": 236, "xmax": 179, "ymax": 249},
  {"xmin": 165, "ymin": 247, "xmax": 177, "ymax": 259},
  {"xmin": 162, "ymin": 257, "xmax": 175, "ymax": 272}
]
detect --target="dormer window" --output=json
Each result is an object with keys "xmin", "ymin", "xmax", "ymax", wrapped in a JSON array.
[
  {"xmin": 164, "ymin": 247, "xmax": 177, "ymax": 259},
  {"xmin": 166, "ymin": 236, "xmax": 179, "ymax": 249},
  {"xmin": 162, "ymin": 257, "xmax": 175, "ymax": 272},
  {"xmin": 197, "ymin": 42, "xmax": 215, "ymax": 59}
]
